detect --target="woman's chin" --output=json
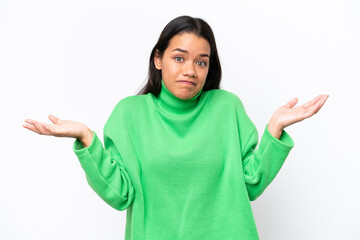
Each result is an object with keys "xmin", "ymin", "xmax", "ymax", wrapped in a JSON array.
[{"xmin": 176, "ymin": 92, "xmax": 195, "ymax": 100}]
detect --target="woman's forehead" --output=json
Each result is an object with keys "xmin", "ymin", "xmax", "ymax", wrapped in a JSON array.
[{"xmin": 166, "ymin": 33, "xmax": 211, "ymax": 56}]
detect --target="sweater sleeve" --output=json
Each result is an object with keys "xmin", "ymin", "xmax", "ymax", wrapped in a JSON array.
[
  {"xmin": 242, "ymin": 124, "xmax": 295, "ymax": 201},
  {"xmin": 72, "ymin": 128, "xmax": 135, "ymax": 211}
]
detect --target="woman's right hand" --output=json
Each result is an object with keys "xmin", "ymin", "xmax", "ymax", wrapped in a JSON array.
[{"xmin": 23, "ymin": 114, "xmax": 93, "ymax": 147}]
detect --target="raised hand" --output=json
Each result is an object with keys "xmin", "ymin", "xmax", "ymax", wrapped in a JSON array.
[
  {"xmin": 23, "ymin": 115, "xmax": 93, "ymax": 147},
  {"xmin": 267, "ymin": 94, "xmax": 329, "ymax": 139}
]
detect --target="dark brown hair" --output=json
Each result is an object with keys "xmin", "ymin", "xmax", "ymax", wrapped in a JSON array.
[{"xmin": 137, "ymin": 15, "xmax": 222, "ymax": 96}]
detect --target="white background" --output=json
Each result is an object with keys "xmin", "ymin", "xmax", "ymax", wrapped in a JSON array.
[{"xmin": 1, "ymin": 0, "xmax": 359, "ymax": 239}]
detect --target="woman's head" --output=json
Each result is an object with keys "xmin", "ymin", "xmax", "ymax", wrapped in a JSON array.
[{"xmin": 137, "ymin": 15, "xmax": 222, "ymax": 99}]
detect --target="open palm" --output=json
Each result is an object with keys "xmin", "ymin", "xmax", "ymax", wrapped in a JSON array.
[
  {"xmin": 23, "ymin": 114, "xmax": 88, "ymax": 139},
  {"xmin": 271, "ymin": 94, "xmax": 329, "ymax": 129}
]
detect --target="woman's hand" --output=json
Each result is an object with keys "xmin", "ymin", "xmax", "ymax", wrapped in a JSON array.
[
  {"xmin": 267, "ymin": 94, "xmax": 329, "ymax": 139},
  {"xmin": 23, "ymin": 115, "xmax": 93, "ymax": 147}
]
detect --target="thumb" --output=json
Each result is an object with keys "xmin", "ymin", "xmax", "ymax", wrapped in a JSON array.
[
  {"xmin": 284, "ymin": 97, "xmax": 298, "ymax": 108},
  {"xmin": 48, "ymin": 115, "xmax": 60, "ymax": 124}
]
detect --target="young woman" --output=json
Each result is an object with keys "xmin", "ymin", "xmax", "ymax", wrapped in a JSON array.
[{"xmin": 23, "ymin": 16, "xmax": 329, "ymax": 240}]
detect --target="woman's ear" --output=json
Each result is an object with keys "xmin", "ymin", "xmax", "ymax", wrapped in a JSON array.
[{"xmin": 154, "ymin": 49, "xmax": 162, "ymax": 70}]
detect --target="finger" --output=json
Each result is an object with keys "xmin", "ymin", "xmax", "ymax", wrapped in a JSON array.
[
  {"xmin": 24, "ymin": 119, "xmax": 35, "ymax": 124},
  {"xmin": 32, "ymin": 120, "xmax": 51, "ymax": 135},
  {"xmin": 318, "ymin": 95, "xmax": 328, "ymax": 105},
  {"xmin": 321, "ymin": 94, "xmax": 329, "ymax": 105},
  {"xmin": 314, "ymin": 95, "xmax": 329, "ymax": 112},
  {"xmin": 48, "ymin": 115, "xmax": 60, "ymax": 124},
  {"xmin": 23, "ymin": 123, "xmax": 42, "ymax": 134},
  {"xmin": 305, "ymin": 95, "xmax": 328, "ymax": 116},
  {"xmin": 31, "ymin": 120, "xmax": 44, "ymax": 134},
  {"xmin": 40, "ymin": 122, "xmax": 54, "ymax": 134},
  {"xmin": 295, "ymin": 94, "xmax": 329, "ymax": 120},
  {"xmin": 39, "ymin": 122, "xmax": 54, "ymax": 135},
  {"xmin": 312, "ymin": 101, "xmax": 325, "ymax": 115},
  {"xmin": 24, "ymin": 119, "xmax": 54, "ymax": 135},
  {"xmin": 284, "ymin": 97, "xmax": 298, "ymax": 108},
  {"xmin": 24, "ymin": 119, "xmax": 38, "ymax": 128},
  {"xmin": 303, "ymin": 94, "xmax": 323, "ymax": 108},
  {"xmin": 24, "ymin": 119, "xmax": 51, "ymax": 134}
]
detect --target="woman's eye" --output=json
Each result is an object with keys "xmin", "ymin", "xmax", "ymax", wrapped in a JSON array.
[
  {"xmin": 197, "ymin": 61, "xmax": 207, "ymax": 67},
  {"xmin": 174, "ymin": 57, "xmax": 184, "ymax": 62}
]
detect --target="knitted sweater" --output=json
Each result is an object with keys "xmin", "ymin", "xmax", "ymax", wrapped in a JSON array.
[{"xmin": 73, "ymin": 79, "xmax": 295, "ymax": 239}]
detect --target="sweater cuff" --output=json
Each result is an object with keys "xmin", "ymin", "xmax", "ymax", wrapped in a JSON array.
[
  {"xmin": 264, "ymin": 123, "xmax": 295, "ymax": 150},
  {"xmin": 73, "ymin": 130, "xmax": 99, "ymax": 158}
]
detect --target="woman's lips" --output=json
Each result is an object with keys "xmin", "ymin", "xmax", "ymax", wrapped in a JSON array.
[{"xmin": 178, "ymin": 80, "xmax": 195, "ymax": 86}]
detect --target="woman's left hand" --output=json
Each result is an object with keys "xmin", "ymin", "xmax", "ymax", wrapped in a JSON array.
[{"xmin": 267, "ymin": 94, "xmax": 329, "ymax": 139}]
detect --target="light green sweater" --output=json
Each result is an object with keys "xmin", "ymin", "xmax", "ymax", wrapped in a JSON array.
[{"xmin": 73, "ymin": 79, "xmax": 295, "ymax": 239}]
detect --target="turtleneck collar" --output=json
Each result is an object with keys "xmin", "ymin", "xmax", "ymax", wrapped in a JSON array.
[{"xmin": 155, "ymin": 79, "xmax": 203, "ymax": 115}]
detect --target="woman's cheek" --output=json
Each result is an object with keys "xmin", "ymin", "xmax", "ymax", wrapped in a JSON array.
[{"xmin": 169, "ymin": 65, "xmax": 180, "ymax": 76}]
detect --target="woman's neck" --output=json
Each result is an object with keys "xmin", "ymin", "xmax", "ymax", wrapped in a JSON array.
[{"xmin": 155, "ymin": 79, "xmax": 203, "ymax": 115}]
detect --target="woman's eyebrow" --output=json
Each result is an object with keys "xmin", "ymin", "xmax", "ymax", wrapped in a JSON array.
[{"xmin": 172, "ymin": 48, "xmax": 210, "ymax": 58}]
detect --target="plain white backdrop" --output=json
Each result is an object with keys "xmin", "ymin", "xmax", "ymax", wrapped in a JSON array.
[{"xmin": 1, "ymin": 0, "xmax": 359, "ymax": 239}]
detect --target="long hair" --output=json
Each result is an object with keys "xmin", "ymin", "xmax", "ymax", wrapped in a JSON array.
[{"xmin": 137, "ymin": 15, "xmax": 222, "ymax": 96}]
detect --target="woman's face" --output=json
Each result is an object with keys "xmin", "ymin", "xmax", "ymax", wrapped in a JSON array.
[{"xmin": 154, "ymin": 33, "xmax": 211, "ymax": 100}]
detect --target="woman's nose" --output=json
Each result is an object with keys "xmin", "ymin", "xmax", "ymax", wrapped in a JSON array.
[{"xmin": 182, "ymin": 62, "xmax": 197, "ymax": 78}]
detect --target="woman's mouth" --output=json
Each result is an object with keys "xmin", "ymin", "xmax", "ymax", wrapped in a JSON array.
[{"xmin": 178, "ymin": 80, "xmax": 195, "ymax": 86}]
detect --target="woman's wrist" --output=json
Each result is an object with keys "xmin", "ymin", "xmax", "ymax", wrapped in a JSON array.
[
  {"xmin": 78, "ymin": 127, "xmax": 93, "ymax": 148},
  {"xmin": 267, "ymin": 119, "xmax": 283, "ymax": 140}
]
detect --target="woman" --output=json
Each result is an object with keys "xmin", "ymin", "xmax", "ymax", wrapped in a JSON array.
[{"xmin": 23, "ymin": 16, "xmax": 328, "ymax": 240}]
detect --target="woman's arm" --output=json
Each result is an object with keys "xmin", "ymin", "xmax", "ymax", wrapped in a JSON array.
[
  {"xmin": 23, "ymin": 113, "xmax": 135, "ymax": 211},
  {"xmin": 236, "ymin": 94, "xmax": 329, "ymax": 201},
  {"xmin": 242, "ymin": 125, "xmax": 294, "ymax": 201},
  {"xmin": 73, "ymin": 128, "xmax": 135, "ymax": 211}
]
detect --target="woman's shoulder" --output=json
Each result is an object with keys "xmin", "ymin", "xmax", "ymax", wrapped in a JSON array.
[
  {"xmin": 113, "ymin": 94, "xmax": 150, "ymax": 110},
  {"xmin": 106, "ymin": 94, "xmax": 150, "ymax": 120},
  {"xmin": 204, "ymin": 89, "xmax": 245, "ymax": 108}
]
